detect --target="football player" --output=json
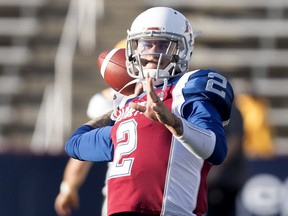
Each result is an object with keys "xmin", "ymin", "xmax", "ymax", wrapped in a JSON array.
[{"xmin": 65, "ymin": 7, "xmax": 234, "ymax": 216}]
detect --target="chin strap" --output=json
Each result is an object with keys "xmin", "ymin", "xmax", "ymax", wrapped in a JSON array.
[
  {"xmin": 158, "ymin": 78, "xmax": 168, "ymax": 101},
  {"xmin": 112, "ymin": 78, "xmax": 141, "ymax": 111}
]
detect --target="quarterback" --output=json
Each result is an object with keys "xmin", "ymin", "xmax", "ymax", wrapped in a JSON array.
[{"xmin": 65, "ymin": 7, "xmax": 234, "ymax": 216}]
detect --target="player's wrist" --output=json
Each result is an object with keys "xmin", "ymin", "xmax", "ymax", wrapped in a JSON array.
[
  {"xmin": 60, "ymin": 181, "xmax": 74, "ymax": 195},
  {"xmin": 165, "ymin": 115, "xmax": 183, "ymax": 137}
]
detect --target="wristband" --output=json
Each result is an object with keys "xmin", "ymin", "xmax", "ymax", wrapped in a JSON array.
[{"xmin": 60, "ymin": 181, "xmax": 72, "ymax": 195}]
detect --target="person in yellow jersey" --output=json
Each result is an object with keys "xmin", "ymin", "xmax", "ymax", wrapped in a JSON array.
[
  {"xmin": 54, "ymin": 39, "xmax": 126, "ymax": 216},
  {"xmin": 231, "ymin": 78, "xmax": 275, "ymax": 159},
  {"xmin": 236, "ymin": 93, "xmax": 275, "ymax": 158}
]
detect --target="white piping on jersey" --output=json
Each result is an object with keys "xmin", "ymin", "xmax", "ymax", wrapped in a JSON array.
[{"xmin": 161, "ymin": 136, "xmax": 204, "ymax": 216}]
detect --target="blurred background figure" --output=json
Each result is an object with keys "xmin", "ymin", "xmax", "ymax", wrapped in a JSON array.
[
  {"xmin": 233, "ymin": 78, "xmax": 276, "ymax": 159},
  {"xmin": 236, "ymin": 93, "xmax": 275, "ymax": 159}
]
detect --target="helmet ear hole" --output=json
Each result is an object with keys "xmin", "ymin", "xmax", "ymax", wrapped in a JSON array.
[
  {"xmin": 172, "ymin": 55, "xmax": 179, "ymax": 63},
  {"xmin": 128, "ymin": 54, "xmax": 134, "ymax": 62}
]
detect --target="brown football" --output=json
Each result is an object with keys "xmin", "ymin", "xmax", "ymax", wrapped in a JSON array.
[{"xmin": 97, "ymin": 48, "xmax": 135, "ymax": 95}]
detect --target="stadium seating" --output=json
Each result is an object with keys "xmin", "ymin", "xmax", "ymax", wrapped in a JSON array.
[{"xmin": 0, "ymin": 0, "xmax": 287, "ymax": 155}]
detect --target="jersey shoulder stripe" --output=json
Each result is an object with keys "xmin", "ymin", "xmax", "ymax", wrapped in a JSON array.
[{"xmin": 177, "ymin": 69, "xmax": 234, "ymax": 123}]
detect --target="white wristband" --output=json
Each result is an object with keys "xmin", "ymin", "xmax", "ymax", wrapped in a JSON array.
[{"xmin": 60, "ymin": 181, "xmax": 72, "ymax": 195}]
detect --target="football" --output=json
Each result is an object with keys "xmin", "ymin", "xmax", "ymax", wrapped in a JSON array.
[{"xmin": 97, "ymin": 48, "xmax": 135, "ymax": 95}]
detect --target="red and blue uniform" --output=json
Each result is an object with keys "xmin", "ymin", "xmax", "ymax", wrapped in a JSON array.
[{"xmin": 66, "ymin": 69, "xmax": 234, "ymax": 216}]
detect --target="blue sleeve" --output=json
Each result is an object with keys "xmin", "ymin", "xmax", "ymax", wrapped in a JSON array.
[
  {"xmin": 65, "ymin": 125, "xmax": 114, "ymax": 162},
  {"xmin": 183, "ymin": 99, "xmax": 227, "ymax": 165},
  {"xmin": 182, "ymin": 69, "xmax": 234, "ymax": 124}
]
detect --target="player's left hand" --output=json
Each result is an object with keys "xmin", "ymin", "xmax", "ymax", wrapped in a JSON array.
[{"xmin": 54, "ymin": 190, "xmax": 79, "ymax": 216}]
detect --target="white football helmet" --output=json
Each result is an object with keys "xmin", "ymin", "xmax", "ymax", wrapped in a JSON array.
[{"xmin": 126, "ymin": 7, "xmax": 194, "ymax": 85}]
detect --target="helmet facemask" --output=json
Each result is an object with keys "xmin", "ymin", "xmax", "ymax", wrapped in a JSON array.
[
  {"xmin": 125, "ymin": 7, "xmax": 194, "ymax": 88},
  {"xmin": 126, "ymin": 32, "xmax": 190, "ymax": 86}
]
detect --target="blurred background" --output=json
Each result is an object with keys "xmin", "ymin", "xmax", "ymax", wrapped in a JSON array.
[{"xmin": 0, "ymin": 0, "xmax": 287, "ymax": 215}]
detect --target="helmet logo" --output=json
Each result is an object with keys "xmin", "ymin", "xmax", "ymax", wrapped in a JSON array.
[
  {"xmin": 146, "ymin": 27, "xmax": 161, "ymax": 31},
  {"xmin": 184, "ymin": 20, "xmax": 190, "ymax": 33}
]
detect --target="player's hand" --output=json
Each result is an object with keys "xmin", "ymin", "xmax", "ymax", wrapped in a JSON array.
[
  {"xmin": 130, "ymin": 75, "xmax": 172, "ymax": 124},
  {"xmin": 130, "ymin": 75, "xmax": 183, "ymax": 136},
  {"xmin": 133, "ymin": 81, "xmax": 144, "ymax": 96},
  {"xmin": 54, "ymin": 190, "xmax": 79, "ymax": 216}
]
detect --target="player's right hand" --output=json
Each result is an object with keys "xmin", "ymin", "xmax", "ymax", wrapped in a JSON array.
[{"xmin": 54, "ymin": 190, "xmax": 79, "ymax": 216}]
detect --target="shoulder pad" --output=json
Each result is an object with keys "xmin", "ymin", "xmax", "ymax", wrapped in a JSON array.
[{"xmin": 182, "ymin": 69, "xmax": 234, "ymax": 123}]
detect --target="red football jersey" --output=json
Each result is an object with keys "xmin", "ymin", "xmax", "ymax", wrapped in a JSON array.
[{"xmin": 108, "ymin": 82, "xmax": 211, "ymax": 215}]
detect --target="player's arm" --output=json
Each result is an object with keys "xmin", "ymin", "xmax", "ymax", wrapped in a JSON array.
[
  {"xmin": 130, "ymin": 76, "xmax": 217, "ymax": 163},
  {"xmin": 178, "ymin": 100, "xmax": 227, "ymax": 165},
  {"xmin": 86, "ymin": 111, "xmax": 112, "ymax": 128},
  {"xmin": 149, "ymin": 94, "xmax": 227, "ymax": 165},
  {"xmin": 55, "ymin": 159, "xmax": 93, "ymax": 216},
  {"xmin": 55, "ymin": 111, "xmax": 113, "ymax": 216},
  {"xmin": 175, "ymin": 70, "xmax": 233, "ymax": 165},
  {"xmin": 61, "ymin": 159, "xmax": 93, "ymax": 195},
  {"xmin": 65, "ymin": 113, "xmax": 114, "ymax": 162}
]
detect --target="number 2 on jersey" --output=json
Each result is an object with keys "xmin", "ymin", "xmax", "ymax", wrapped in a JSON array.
[
  {"xmin": 205, "ymin": 72, "xmax": 227, "ymax": 98},
  {"xmin": 109, "ymin": 119, "xmax": 137, "ymax": 178}
]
